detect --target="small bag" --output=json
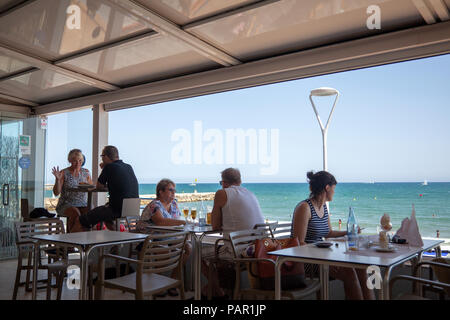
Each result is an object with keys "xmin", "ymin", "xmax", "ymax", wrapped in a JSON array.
[{"xmin": 254, "ymin": 237, "xmax": 306, "ymax": 290}]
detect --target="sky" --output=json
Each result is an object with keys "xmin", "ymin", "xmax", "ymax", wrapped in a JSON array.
[{"xmin": 45, "ymin": 53, "xmax": 450, "ymax": 184}]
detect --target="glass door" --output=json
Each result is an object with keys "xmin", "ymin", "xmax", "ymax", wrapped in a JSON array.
[{"xmin": 0, "ymin": 118, "xmax": 21, "ymax": 259}]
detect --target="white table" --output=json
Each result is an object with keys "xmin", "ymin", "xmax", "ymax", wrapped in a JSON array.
[
  {"xmin": 270, "ymin": 237, "xmax": 443, "ymax": 300},
  {"xmin": 31, "ymin": 230, "xmax": 148, "ymax": 300},
  {"xmin": 146, "ymin": 224, "xmax": 217, "ymax": 300}
]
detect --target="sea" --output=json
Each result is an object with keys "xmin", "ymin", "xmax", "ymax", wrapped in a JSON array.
[{"xmin": 45, "ymin": 182, "xmax": 450, "ymax": 239}]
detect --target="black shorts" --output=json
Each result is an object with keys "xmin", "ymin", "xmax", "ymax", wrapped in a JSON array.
[{"xmin": 79, "ymin": 205, "xmax": 120, "ymax": 228}]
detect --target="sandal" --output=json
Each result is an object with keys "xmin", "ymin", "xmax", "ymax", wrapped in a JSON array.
[
  {"xmin": 154, "ymin": 291, "xmax": 167, "ymax": 298},
  {"xmin": 167, "ymin": 288, "xmax": 179, "ymax": 297}
]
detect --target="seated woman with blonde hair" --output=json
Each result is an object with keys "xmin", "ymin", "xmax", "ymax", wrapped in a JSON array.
[
  {"xmin": 291, "ymin": 170, "xmax": 375, "ymax": 300},
  {"xmin": 137, "ymin": 178, "xmax": 191, "ymax": 297},
  {"xmin": 52, "ymin": 149, "xmax": 93, "ymax": 232}
]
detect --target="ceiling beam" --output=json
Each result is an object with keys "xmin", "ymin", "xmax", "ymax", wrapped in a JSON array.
[
  {"xmin": 108, "ymin": 0, "xmax": 241, "ymax": 67},
  {"xmin": 0, "ymin": 0, "xmax": 35, "ymax": 18},
  {"xmin": 33, "ymin": 21, "xmax": 450, "ymax": 115},
  {"xmin": 0, "ymin": 92, "xmax": 38, "ymax": 107},
  {"xmin": 0, "ymin": 43, "xmax": 119, "ymax": 91},
  {"xmin": 412, "ymin": 0, "xmax": 437, "ymax": 24},
  {"xmin": 429, "ymin": 0, "xmax": 450, "ymax": 21},
  {"xmin": 0, "ymin": 103, "xmax": 31, "ymax": 115},
  {"xmin": 0, "ymin": 67, "xmax": 38, "ymax": 82},
  {"xmin": 54, "ymin": 30, "xmax": 157, "ymax": 65}
]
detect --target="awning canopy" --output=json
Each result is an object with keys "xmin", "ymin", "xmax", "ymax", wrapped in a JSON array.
[{"xmin": 0, "ymin": 0, "xmax": 449, "ymax": 116}]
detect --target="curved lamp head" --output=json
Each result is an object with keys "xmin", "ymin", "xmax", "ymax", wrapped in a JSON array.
[{"xmin": 310, "ymin": 87, "xmax": 339, "ymax": 97}]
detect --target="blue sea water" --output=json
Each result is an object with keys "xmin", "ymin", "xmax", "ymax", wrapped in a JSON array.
[
  {"xmin": 46, "ymin": 182, "xmax": 450, "ymax": 238},
  {"xmin": 141, "ymin": 182, "xmax": 450, "ymax": 239}
]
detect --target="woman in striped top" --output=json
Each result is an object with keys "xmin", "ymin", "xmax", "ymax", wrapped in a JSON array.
[{"xmin": 291, "ymin": 171, "xmax": 375, "ymax": 300}]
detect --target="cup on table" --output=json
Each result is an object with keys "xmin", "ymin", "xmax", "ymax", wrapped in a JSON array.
[
  {"xmin": 358, "ymin": 235, "xmax": 370, "ymax": 249},
  {"xmin": 183, "ymin": 207, "xmax": 189, "ymax": 221},
  {"xmin": 344, "ymin": 234, "xmax": 360, "ymax": 252},
  {"xmin": 191, "ymin": 207, "xmax": 197, "ymax": 222},
  {"xmin": 206, "ymin": 206, "xmax": 212, "ymax": 225}
]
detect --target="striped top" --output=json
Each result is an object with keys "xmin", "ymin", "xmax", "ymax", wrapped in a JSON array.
[{"xmin": 291, "ymin": 199, "xmax": 330, "ymax": 243}]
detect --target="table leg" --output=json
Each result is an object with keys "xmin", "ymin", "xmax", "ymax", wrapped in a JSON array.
[
  {"xmin": 194, "ymin": 234, "xmax": 202, "ymax": 300},
  {"xmin": 382, "ymin": 265, "xmax": 395, "ymax": 300},
  {"xmin": 274, "ymin": 257, "xmax": 283, "ymax": 300},
  {"xmin": 320, "ymin": 265, "xmax": 329, "ymax": 300},
  {"xmin": 188, "ymin": 234, "xmax": 195, "ymax": 293},
  {"xmin": 416, "ymin": 252, "xmax": 424, "ymax": 297},
  {"xmin": 435, "ymin": 246, "xmax": 442, "ymax": 258},
  {"xmin": 96, "ymin": 247, "xmax": 105, "ymax": 300},
  {"xmin": 79, "ymin": 247, "xmax": 90, "ymax": 300},
  {"xmin": 32, "ymin": 241, "xmax": 39, "ymax": 300}
]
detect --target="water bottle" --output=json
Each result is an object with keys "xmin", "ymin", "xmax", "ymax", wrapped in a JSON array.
[
  {"xmin": 198, "ymin": 201, "xmax": 206, "ymax": 227},
  {"xmin": 346, "ymin": 207, "xmax": 358, "ymax": 251}
]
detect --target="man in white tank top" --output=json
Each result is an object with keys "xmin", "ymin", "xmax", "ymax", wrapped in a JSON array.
[
  {"xmin": 203, "ymin": 168, "xmax": 264, "ymax": 298},
  {"xmin": 211, "ymin": 168, "xmax": 264, "ymax": 237}
]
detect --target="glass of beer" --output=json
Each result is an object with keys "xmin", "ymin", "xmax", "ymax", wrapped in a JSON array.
[
  {"xmin": 206, "ymin": 206, "xmax": 212, "ymax": 225},
  {"xmin": 183, "ymin": 207, "xmax": 189, "ymax": 221},
  {"xmin": 191, "ymin": 207, "xmax": 197, "ymax": 222}
]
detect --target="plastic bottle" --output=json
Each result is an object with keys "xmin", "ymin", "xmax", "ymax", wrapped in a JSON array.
[{"xmin": 346, "ymin": 207, "xmax": 358, "ymax": 250}]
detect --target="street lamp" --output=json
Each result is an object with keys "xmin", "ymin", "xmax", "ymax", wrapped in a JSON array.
[{"xmin": 309, "ymin": 87, "xmax": 340, "ymax": 171}]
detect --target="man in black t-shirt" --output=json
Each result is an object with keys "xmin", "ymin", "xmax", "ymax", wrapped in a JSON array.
[{"xmin": 67, "ymin": 145, "xmax": 139, "ymax": 232}]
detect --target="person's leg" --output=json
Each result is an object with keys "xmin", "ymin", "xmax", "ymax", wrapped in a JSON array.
[
  {"xmin": 79, "ymin": 205, "xmax": 116, "ymax": 230},
  {"xmin": 329, "ymin": 266, "xmax": 364, "ymax": 300},
  {"xmin": 64, "ymin": 207, "xmax": 88, "ymax": 233},
  {"xmin": 200, "ymin": 244, "xmax": 231, "ymax": 298},
  {"xmin": 356, "ymin": 268, "xmax": 376, "ymax": 300}
]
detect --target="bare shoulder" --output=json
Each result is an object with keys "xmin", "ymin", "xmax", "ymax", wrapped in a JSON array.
[
  {"xmin": 214, "ymin": 189, "xmax": 227, "ymax": 206},
  {"xmin": 294, "ymin": 201, "xmax": 311, "ymax": 219}
]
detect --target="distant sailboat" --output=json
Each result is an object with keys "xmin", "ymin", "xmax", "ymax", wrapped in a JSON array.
[
  {"xmin": 190, "ymin": 178, "xmax": 198, "ymax": 193},
  {"xmin": 422, "ymin": 180, "xmax": 428, "ymax": 186}
]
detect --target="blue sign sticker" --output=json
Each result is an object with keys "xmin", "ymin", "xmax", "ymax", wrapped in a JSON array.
[{"xmin": 19, "ymin": 156, "xmax": 31, "ymax": 169}]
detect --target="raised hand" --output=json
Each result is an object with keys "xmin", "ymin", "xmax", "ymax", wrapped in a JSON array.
[{"xmin": 52, "ymin": 166, "xmax": 63, "ymax": 181}]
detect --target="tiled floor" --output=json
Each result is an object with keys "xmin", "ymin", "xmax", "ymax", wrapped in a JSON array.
[{"xmin": 1, "ymin": 257, "xmax": 194, "ymax": 300}]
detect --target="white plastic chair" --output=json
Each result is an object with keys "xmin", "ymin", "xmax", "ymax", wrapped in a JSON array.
[{"xmin": 115, "ymin": 198, "xmax": 141, "ymax": 231}]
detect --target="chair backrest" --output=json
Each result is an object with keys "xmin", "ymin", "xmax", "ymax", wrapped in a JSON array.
[
  {"xmin": 138, "ymin": 231, "xmax": 188, "ymax": 275},
  {"xmin": 20, "ymin": 198, "xmax": 30, "ymax": 220},
  {"xmin": 125, "ymin": 216, "xmax": 140, "ymax": 233},
  {"xmin": 272, "ymin": 222, "xmax": 292, "ymax": 239},
  {"xmin": 121, "ymin": 198, "xmax": 141, "ymax": 217},
  {"xmin": 14, "ymin": 219, "xmax": 65, "ymax": 254},
  {"xmin": 228, "ymin": 228, "xmax": 268, "ymax": 258},
  {"xmin": 432, "ymin": 258, "xmax": 450, "ymax": 294},
  {"xmin": 253, "ymin": 222, "xmax": 278, "ymax": 238}
]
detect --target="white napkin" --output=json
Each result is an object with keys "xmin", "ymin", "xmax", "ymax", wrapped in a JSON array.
[{"xmin": 395, "ymin": 204, "xmax": 423, "ymax": 247}]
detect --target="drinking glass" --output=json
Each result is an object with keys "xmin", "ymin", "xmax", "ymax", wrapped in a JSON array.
[
  {"xmin": 191, "ymin": 207, "xmax": 197, "ymax": 222},
  {"xmin": 206, "ymin": 206, "xmax": 212, "ymax": 225},
  {"xmin": 345, "ymin": 235, "xmax": 359, "ymax": 251},
  {"xmin": 358, "ymin": 235, "xmax": 370, "ymax": 250},
  {"xmin": 183, "ymin": 207, "xmax": 189, "ymax": 221}
]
